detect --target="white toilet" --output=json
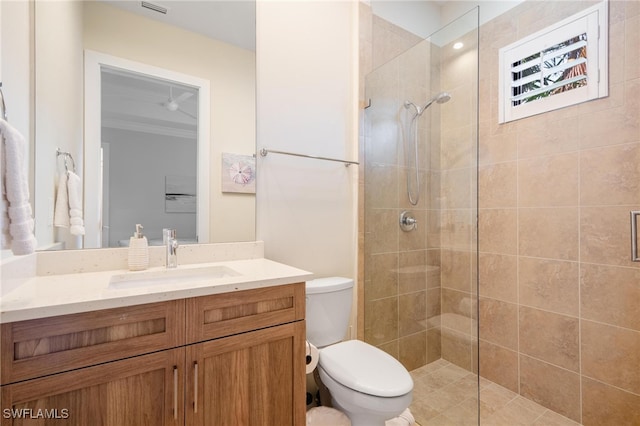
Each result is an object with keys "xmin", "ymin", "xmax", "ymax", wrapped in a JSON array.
[{"xmin": 306, "ymin": 277, "xmax": 413, "ymax": 426}]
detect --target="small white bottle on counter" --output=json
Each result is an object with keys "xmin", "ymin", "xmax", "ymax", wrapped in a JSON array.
[{"xmin": 128, "ymin": 224, "xmax": 149, "ymax": 271}]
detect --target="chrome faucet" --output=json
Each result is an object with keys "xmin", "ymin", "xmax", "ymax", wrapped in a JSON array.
[{"xmin": 163, "ymin": 229, "xmax": 179, "ymax": 268}]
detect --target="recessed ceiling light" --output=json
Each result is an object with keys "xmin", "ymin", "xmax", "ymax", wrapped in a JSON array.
[{"xmin": 453, "ymin": 42, "xmax": 464, "ymax": 50}]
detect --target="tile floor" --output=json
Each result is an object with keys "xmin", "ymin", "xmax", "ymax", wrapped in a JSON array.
[{"xmin": 410, "ymin": 359, "xmax": 582, "ymax": 426}]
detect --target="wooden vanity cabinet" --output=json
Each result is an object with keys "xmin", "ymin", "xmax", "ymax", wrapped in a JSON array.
[{"xmin": 0, "ymin": 283, "xmax": 306, "ymax": 426}]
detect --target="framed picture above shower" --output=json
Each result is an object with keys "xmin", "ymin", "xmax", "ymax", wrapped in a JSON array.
[{"xmin": 221, "ymin": 153, "xmax": 256, "ymax": 194}]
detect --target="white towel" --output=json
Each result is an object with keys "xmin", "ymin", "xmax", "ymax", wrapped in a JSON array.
[
  {"xmin": 66, "ymin": 170, "xmax": 85, "ymax": 236},
  {"xmin": 0, "ymin": 118, "xmax": 37, "ymax": 255},
  {"xmin": 54, "ymin": 172, "xmax": 70, "ymax": 228}
]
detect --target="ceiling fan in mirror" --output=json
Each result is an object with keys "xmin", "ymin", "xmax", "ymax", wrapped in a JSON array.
[{"xmin": 161, "ymin": 86, "xmax": 196, "ymax": 119}]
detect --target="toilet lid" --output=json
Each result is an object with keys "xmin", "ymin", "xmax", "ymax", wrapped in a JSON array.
[{"xmin": 319, "ymin": 340, "xmax": 413, "ymax": 397}]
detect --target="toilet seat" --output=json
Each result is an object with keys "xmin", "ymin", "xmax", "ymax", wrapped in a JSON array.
[{"xmin": 319, "ymin": 340, "xmax": 413, "ymax": 397}]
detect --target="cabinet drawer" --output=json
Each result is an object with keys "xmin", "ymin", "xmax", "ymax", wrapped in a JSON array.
[
  {"xmin": 186, "ymin": 283, "xmax": 305, "ymax": 343},
  {"xmin": 1, "ymin": 300, "xmax": 185, "ymax": 385}
]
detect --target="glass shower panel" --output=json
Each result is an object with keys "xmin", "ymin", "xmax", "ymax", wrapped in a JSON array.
[{"xmin": 363, "ymin": 7, "xmax": 479, "ymax": 425}]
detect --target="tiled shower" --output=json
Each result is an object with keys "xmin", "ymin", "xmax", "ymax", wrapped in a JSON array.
[{"xmin": 358, "ymin": 0, "xmax": 639, "ymax": 425}]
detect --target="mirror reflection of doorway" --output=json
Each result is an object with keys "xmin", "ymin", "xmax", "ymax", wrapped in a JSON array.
[
  {"xmin": 84, "ymin": 50, "xmax": 211, "ymax": 248},
  {"xmin": 101, "ymin": 68, "xmax": 198, "ymax": 247}
]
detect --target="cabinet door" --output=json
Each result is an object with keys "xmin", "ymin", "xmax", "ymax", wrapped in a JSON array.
[
  {"xmin": 186, "ymin": 321, "xmax": 306, "ymax": 426},
  {"xmin": 0, "ymin": 349, "xmax": 184, "ymax": 426}
]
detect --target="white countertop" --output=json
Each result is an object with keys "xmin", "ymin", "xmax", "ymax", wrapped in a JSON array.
[{"xmin": 1, "ymin": 257, "xmax": 313, "ymax": 323}]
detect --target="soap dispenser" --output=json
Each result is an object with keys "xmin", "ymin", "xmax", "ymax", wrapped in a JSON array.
[{"xmin": 128, "ymin": 224, "xmax": 149, "ymax": 271}]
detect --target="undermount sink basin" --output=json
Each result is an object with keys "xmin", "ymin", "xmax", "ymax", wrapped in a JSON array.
[{"xmin": 109, "ymin": 265, "xmax": 241, "ymax": 289}]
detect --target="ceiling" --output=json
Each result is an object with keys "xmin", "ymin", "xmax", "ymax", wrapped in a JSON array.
[{"xmin": 102, "ymin": 0, "xmax": 256, "ymax": 51}]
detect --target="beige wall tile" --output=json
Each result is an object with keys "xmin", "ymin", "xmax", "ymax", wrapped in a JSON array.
[
  {"xmin": 628, "ymin": 0, "xmax": 640, "ymax": 18},
  {"xmin": 626, "ymin": 15, "xmax": 640, "ymax": 81},
  {"xmin": 427, "ymin": 287, "xmax": 441, "ymax": 323},
  {"xmin": 581, "ymin": 142, "xmax": 640, "ymax": 206},
  {"xmin": 426, "ymin": 249, "xmax": 441, "ymax": 289},
  {"xmin": 478, "ymin": 125, "xmax": 517, "ymax": 166},
  {"xmin": 397, "ymin": 250, "xmax": 427, "ymax": 294},
  {"xmin": 365, "ymin": 163, "xmax": 398, "ymax": 208},
  {"xmin": 581, "ymin": 320, "xmax": 640, "ymax": 394},
  {"xmin": 479, "ymin": 253, "xmax": 517, "ymax": 303},
  {"xmin": 578, "ymin": 105, "xmax": 640, "ymax": 149},
  {"xmin": 479, "ymin": 340, "xmax": 518, "ymax": 393},
  {"xmin": 516, "ymin": 115, "xmax": 580, "ymax": 159},
  {"xmin": 399, "ymin": 331, "xmax": 427, "ymax": 371},
  {"xmin": 519, "ymin": 307, "xmax": 579, "ymax": 372},
  {"xmin": 377, "ymin": 340, "xmax": 399, "ymax": 360},
  {"xmin": 479, "ymin": 208, "xmax": 517, "ymax": 254},
  {"xmin": 365, "ymin": 208, "xmax": 398, "ymax": 255},
  {"xmin": 441, "ymin": 249, "xmax": 472, "ymax": 292},
  {"xmin": 364, "ymin": 296, "xmax": 398, "ymax": 345},
  {"xmin": 442, "ymin": 288, "xmax": 475, "ymax": 336},
  {"xmin": 440, "ymin": 168, "xmax": 472, "ymax": 209},
  {"xmin": 519, "ymin": 207, "xmax": 579, "ymax": 261},
  {"xmin": 519, "ymin": 257, "xmax": 579, "ymax": 316},
  {"xmin": 581, "ymin": 263, "xmax": 640, "ymax": 331},
  {"xmin": 479, "ymin": 162, "xmax": 517, "ymax": 208},
  {"xmin": 399, "ymin": 291, "xmax": 427, "ymax": 337},
  {"xmin": 365, "ymin": 253, "xmax": 398, "ymax": 300},
  {"xmin": 441, "ymin": 124, "xmax": 474, "ymax": 170},
  {"xmin": 441, "ymin": 328, "xmax": 473, "ymax": 371},
  {"xmin": 608, "ymin": 20, "xmax": 625, "ymax": 85},
  {"xmin": 441, "ymin": 209, "xmax": 474, "ymax": 249},
  {"xmin": 427, "ymin": 327, "xmax": 442, "ymax": 364},
  {"xmin": 582, "ymin": 377, "xmax": 640, "ymax": 426},
  {"xmin": 581, "ymin": 205, "xmax": 640, "ymax": 268},
  {"xmin": 479, "ymin": 297, "xmax": 518, "ymax": 350},
  {"xmin": 518, "ymin": 153, "xmax": 579, "ymax": 207},
  {"xmin": 519, "ymin": 355, "xmax": 581, "ymax": 423}
]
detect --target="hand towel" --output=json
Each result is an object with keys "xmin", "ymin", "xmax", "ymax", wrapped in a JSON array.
[
  {"xmin": 1, "ymin": 141, "xmax": 12, "ymax": 248},
  {"xmin": 0, "ymin": 118, "xmax": 37, "ymax": 255},
  {"xmin": 66, "ymin": 170, "xmax": 85, "ymax": 236},
  {"xmin": 53, "ymin": 172, "xmax": 70, "ymax": 228}
]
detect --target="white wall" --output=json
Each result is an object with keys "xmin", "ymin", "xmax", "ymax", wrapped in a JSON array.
[
  {"xmin": 34, "ymin": 1, "xmax": 84, "ymax": 250},
  {"xmin": 256, "ymin": 0, "xmax": 359, "ymax": 282}
]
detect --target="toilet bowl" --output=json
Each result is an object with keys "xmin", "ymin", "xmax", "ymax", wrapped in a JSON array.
[{"xmin": 306, "ymin": 278, "xmax": 414, "ymax": 426}]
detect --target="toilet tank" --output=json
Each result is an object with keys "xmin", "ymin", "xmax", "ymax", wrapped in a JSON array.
[{"xmin": 305, "ymin": 277, "xmax": 354, "ymax": 348}]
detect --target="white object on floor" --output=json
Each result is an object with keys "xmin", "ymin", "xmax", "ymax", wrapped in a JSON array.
[
  {"xmin": 385, "ymin": 408, "xmax": 415, "ymax": 426},
  {"xmin": 306, "ymin": 406, "xmax": 415, "ymax": 426},
  {"xmin": 306, "ymin": 406, "xmax": 350, "ymax": 426}
]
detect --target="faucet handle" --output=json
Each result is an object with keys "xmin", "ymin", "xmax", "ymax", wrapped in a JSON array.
[{"xmin": 163, "ymin": 228, "xmax": 177, "ymax": 242}]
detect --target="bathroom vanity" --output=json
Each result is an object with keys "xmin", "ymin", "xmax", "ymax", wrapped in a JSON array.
[{"xmin": 0, "ymin": 242, "xmax": 311, "ymax": 425}]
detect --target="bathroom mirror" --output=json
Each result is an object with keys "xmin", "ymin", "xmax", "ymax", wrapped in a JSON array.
[{"xmin": 33, "ymin": 0, "xmax": 256, "ymax": 250}]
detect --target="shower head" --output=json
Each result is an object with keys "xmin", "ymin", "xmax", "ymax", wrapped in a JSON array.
[
  {"xmin": 423, "ymin": 91, "xmax": 451, "ymax": 110},
  {"xmin": 404, "ymin": 92, "xmax": 451, "ymax": 117}
]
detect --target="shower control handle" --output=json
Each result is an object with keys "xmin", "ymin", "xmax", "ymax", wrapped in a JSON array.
[{"xmin": 400, "ymin": 211, "xmax": 418, "ymax": 232}]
